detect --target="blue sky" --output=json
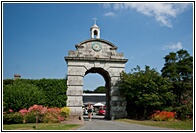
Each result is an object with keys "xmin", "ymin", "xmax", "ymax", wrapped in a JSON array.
[{"xmin": 3, "ymin": 2, "xmax": 193, "ymax": 90}]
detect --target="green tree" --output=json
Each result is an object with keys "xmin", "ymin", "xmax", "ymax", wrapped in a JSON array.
[
  {"xmin": 161, "ymin": 49, "xmax": 193, "ymax": 119},
  {"xmin": 118, "ymin": 65, "xmax": 175, "ymax": 119},
  {"xmin": 161, "ymin": 49, "xmax": 193, "ymax": 102},
  {"xmin": 3, "ymin": 80, "xmax": 45, "ymax": 112},
  {"xmin": 83, "ymin": 89, "xmax": 94, "ymax": 93},
  {"xmin": 94, "ymin": 86, "xmax": 106, "ymax": 93},
  {"xmin": 3, "ymin": 78, "xmax": 67, "ymax": 111}
]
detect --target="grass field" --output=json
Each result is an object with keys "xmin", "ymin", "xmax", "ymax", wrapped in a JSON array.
[
  {"xmin": 3, "ymin": 123, "xmax": 82, "ymax": 130},
  {"xmin": 118, "ymin": 119, "xmax": 193, "ymax": 130}
]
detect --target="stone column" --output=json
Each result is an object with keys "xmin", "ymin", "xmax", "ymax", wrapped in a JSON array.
[
  {"xmin": 108, "ymin": 66, "xmax": 127, "ymax": 119},
  {"xmin": 66, "ymin": 65, "xmax": 85, "ymax": 120}
]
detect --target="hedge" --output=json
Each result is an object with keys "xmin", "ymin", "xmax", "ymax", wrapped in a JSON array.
[{"xmin": 3, "ymin": 78, "xmax": 67, "ymax": 112}]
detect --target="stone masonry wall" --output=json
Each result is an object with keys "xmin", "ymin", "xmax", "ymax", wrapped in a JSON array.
[{"xmin": 65, "ymin": 39, "xmax": 128, "ymax": 120}]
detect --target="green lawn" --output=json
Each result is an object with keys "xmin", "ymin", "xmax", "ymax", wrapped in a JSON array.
[
  {"xmin": 3, "ymin": 123, "xmax": 81, "ymax": 130},
  {"xmin": 3, "ymin": 119, "xmax": 193, "ymax": 130},
  {"xmin": 117, "ymin": 119, "xmax": 193, "ymax": 130}
]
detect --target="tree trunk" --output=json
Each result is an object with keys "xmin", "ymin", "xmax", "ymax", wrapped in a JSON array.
[{"xmin": 35, "ymin": 112, "xmax": 38, "ymax": 129}]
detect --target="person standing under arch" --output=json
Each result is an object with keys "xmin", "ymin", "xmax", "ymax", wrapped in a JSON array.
[{"xmin": 87, "ymin": 103, "xmax": 93, "ymax": 121}]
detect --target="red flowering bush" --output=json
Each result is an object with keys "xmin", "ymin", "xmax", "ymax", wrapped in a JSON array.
[{"xmin": 149, "ymin": 110, "xmax": 176, "ymax": 121}]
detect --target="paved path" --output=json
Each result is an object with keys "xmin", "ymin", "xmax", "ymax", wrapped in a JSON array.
[{"xmin": 77, "ymin": 115, "xmax": 172, "ymax": 131}]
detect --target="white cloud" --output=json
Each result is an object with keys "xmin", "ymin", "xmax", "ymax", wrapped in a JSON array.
[
  {"xmin": 102, "ymin": 3, "xmax": 111, "ymax": 8},
  {"xmin": 103, "ymin": 3, "xmax": 191, "ymax": 27},
  {"xmin": 162, "ymin": 42, "xmax": 183, "ymax": 50},
  {"xmin": 104, "ymin": 12, "xmax": 115, "ymax": 17},
  {"xmin": 113, "ymin": 3, "xmax": 125, "ymax": 10}
]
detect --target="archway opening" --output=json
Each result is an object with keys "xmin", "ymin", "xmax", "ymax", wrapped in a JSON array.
[
  {"xmin": 83, "ymin": 74, "xmax": 105, "ymax": 93},
  {"xmin": 83, "ymin": 67, "xmax": 111, "ymax": 119}
]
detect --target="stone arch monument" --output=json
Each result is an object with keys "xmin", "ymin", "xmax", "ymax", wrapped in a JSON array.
[{"xmin": 64, "ymin": 21, "xmax": 128, "ymax": 120}]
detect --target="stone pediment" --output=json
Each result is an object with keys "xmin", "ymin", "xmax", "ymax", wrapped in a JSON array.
[
  {"xmin": 75, "ymin": 39, "xmax": 117, "ymax": 50},
  {"xmin": 67, "ymin": 39, "xmax": 125, "ymax": 59}
]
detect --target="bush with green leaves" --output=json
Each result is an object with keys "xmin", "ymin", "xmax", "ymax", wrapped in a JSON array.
[
  {"xmin": 118, "ymin": 65, "xmax": 175, "ymax": 119},
  {"xmin": 3, "ymin": 80, "xmax": 45, "ymax": 112},
  {"xmin": 3, "ymin": 112, "xmax": 23, "ymax": 124},
  {"xmin": 34, "ymin": 79, "xmax": 67, "ymax": 107},
  {"xmin": 3, "ymin": 78, "xmax": 67, "ymax": 112},
  {"xmin": 24, "ymin": 111, "xmax": 38, "ymax": 123}
]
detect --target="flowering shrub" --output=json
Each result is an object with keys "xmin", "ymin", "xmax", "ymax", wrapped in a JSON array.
[
  {"xmin": 42, "ymin": 107, "xmax": 62, "ymax": 123},
  {"xmin": 9, "ymin": 109, "xmax": 13, "ymax": 113},
  {"xmin": 28, "ymin": 105, "xmax": 46, "ymax": 113},
  {"xmin": 19, "ymin": 108, "xmax": 28, "ymax": 116},
  {"xmin": 61, "ymin": 107, "xmax": 70, "ymax": 118},
  {"xmin": 19, "ymin": 105, "xmax": 68, "ymax": 123},
  {"xmin": 4, "ymin": 105, "xmax": 70, "ymax": 124},
  {"xmin": 149, "ymin": 110, "xmax": 176, "ymax": 121}
]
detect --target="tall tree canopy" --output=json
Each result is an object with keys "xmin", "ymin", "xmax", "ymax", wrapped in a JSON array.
[
  {"xmin": 161, "ymin": 49, "xmax": 193, "ymax": 103},
  {"xmin": 161, "ymin": 49, "xmax": 193, "ymax": 119},
  {"xmin": 118, "ymin": 65, "xmax": 175, "ymax": 119}
]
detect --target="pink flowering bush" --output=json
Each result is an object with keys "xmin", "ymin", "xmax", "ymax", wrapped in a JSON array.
[
  {"xmin": 4, "ymin": 105, "xmax": 70, "ymax": 124},
  {"xmin": 19, "ymin": 108, "xmax": 28, "ymax": 116},
  {"xmin": 9, "ymin": 109, "xmax": 13, "ymax": 113},
  {"xmin": 18, "ymin": 105, "xmax": 70, "ymax": 123},
  {"xmin": 28, "ymin": 105, "xmax": 47, "ymax": 114},
  {"xmin": 42, "ymin": 107, "xmax": 62, "ymax": 123},
  {"xmin": 19, "ymin": 105, "xmax": 44, "ymax": 123}
]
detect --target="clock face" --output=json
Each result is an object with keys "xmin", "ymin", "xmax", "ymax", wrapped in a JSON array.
[{"xmin": 92, "ymin": 42, "xmax": 102, "ymax": 52}]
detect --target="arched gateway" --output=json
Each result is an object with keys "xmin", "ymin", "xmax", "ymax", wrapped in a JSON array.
[{"xmin": 64, "ymin": 22, "xmax": 128, "ymax": 120}]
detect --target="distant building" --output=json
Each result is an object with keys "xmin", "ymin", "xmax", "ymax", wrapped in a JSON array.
[
  {"xmin": 83, "ymin": 93, "xmax": 106, "ymax": 105},
  {"xmin": 14, "ymin": 74, "xmax": 21, "ymax": 80}
]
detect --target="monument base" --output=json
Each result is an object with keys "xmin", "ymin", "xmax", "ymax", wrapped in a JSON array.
[{"xmin": 67, "ymin": 115, "xmax": 84, "ymax": 121}]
